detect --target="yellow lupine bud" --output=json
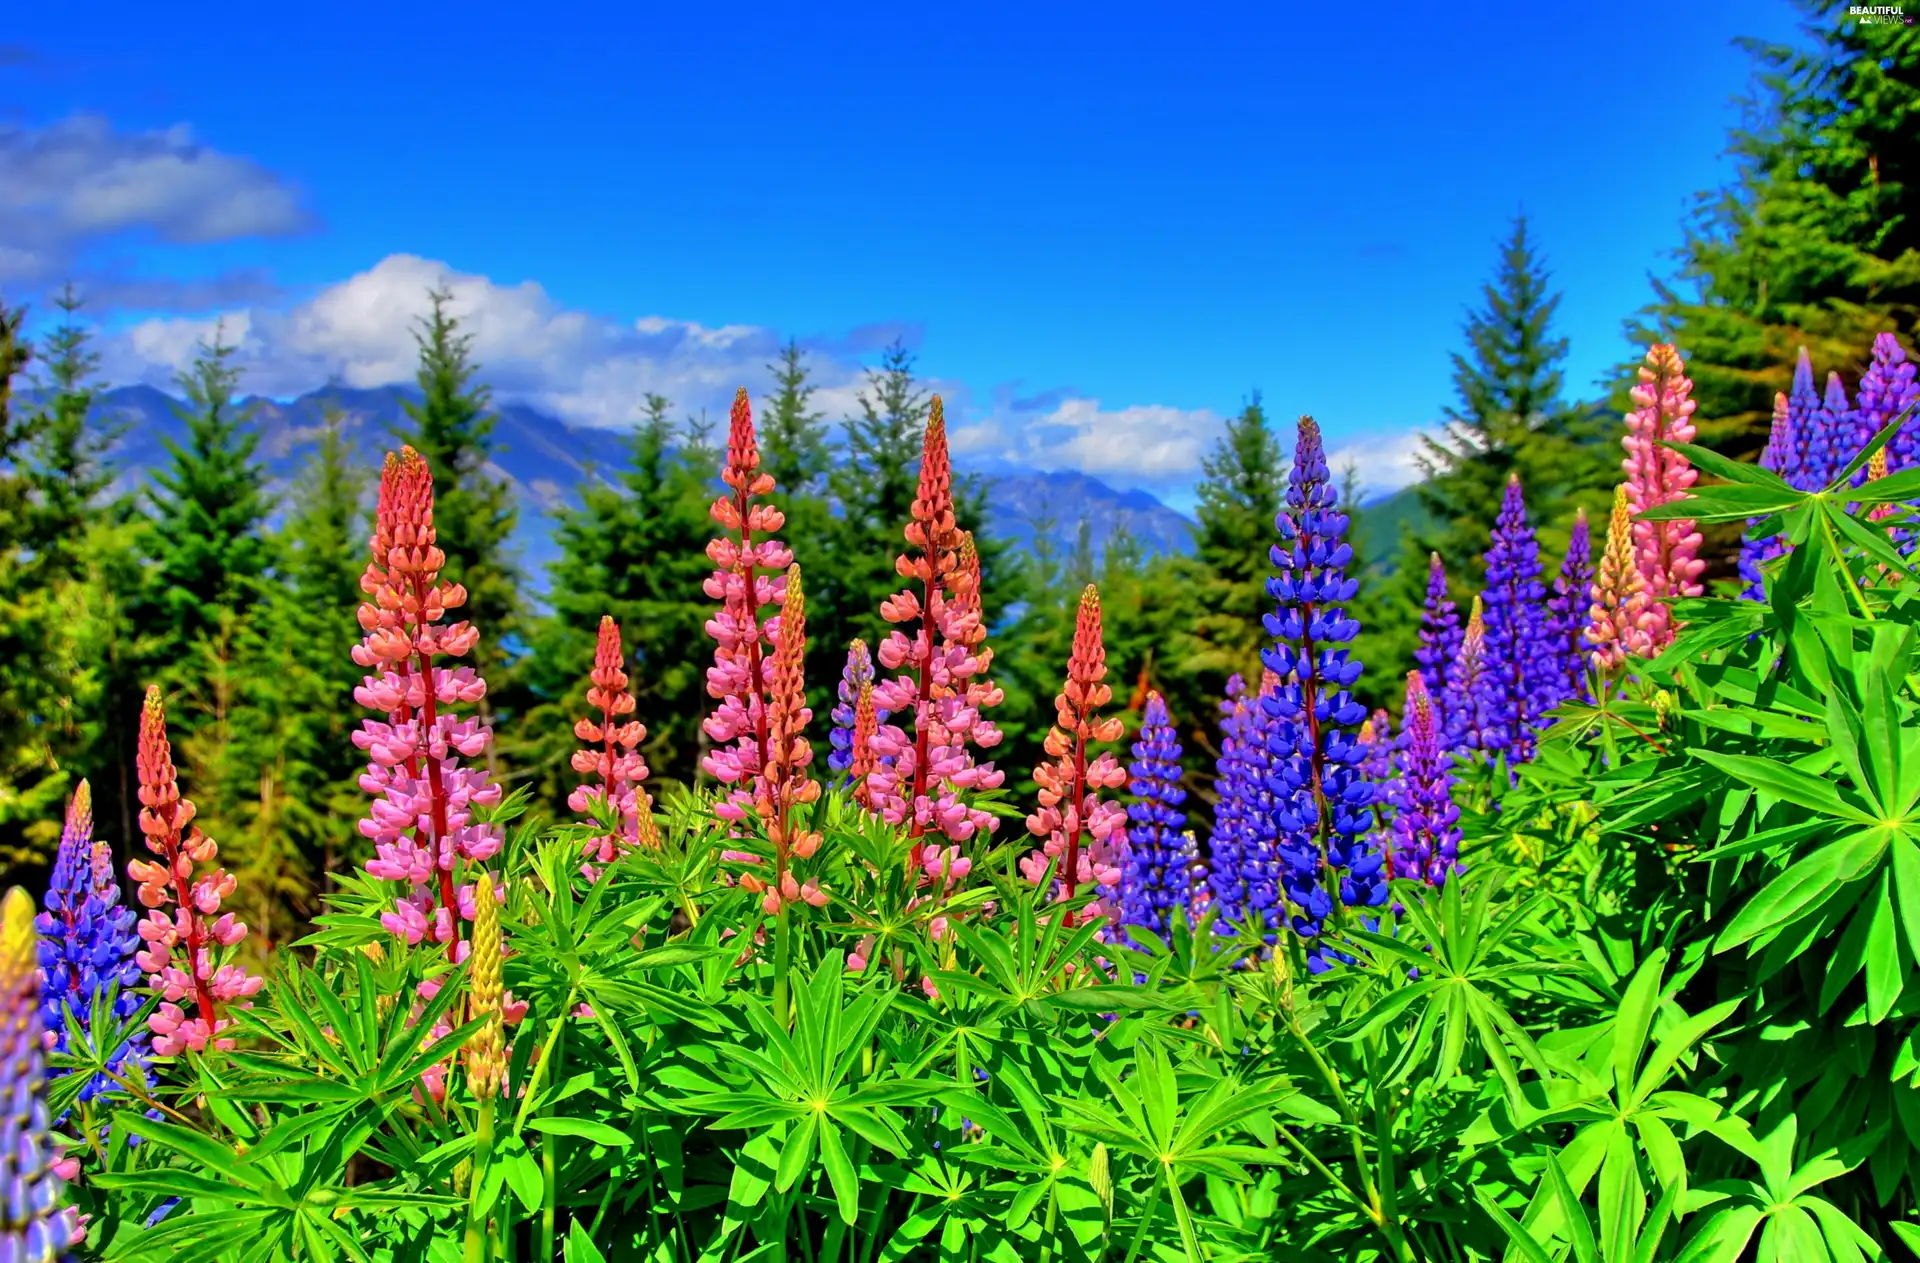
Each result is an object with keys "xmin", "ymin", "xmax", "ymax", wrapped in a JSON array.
[{"xmin": 466, "ymin": 873, "xmax": 505, "ymax": 1102}]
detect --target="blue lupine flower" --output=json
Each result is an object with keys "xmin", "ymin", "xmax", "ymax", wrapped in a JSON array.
[
  {"xmin": 1480, "ymin": 476, "xmax": 1554, "ymax": 764},
  {"xmin": 1741, "ymin": 392, "xmax": 1796, "ymax": 601},
  {"xmin": 826, "ymin": 640, "xmax": 888, "ymax": 784},
  {"xmin": 1121, "ymin": 692, "xmax": 1199, "ymax": 942},
  {"xmin": 1414, "ymin": 552, "xmax": 1461, "ymax": 704},
  {"xmin": 1808, "ymin": 370, "xmax": 1854, "ymax": 490},
  {"xmin": 1259, "ymin": 416, "xmax": 1381, "ymax": 973},
  {"xmin": 1208, "ymin": 673, "xmax": 1283, "ymax": 941},
  {"xmin": 1388, "ymin": 672, "xmax": 1462, "ymax": 886},
  {"xmin": 1446, "ymin": 595, "xmax": 1505, "ymax": 761},
  {"xmin": 1545, "ymin": 508, "xmax": 1593, "ymax": 706},
  {"xmin": 1786, "ymin": 346, "xmax": 1821, "ymax": 482},
  {"xmin": 1861, "ymin": 333, "xmax": 1919, "ymax": 472}
]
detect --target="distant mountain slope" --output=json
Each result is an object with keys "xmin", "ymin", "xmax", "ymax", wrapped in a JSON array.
[
  {"xmin": 79, "ymin": 385, "xmax": 1198, "ymax": 585},
  {"xmin": 1352, "ymin": 485, "xmax": 1438, "ymax": 570}
]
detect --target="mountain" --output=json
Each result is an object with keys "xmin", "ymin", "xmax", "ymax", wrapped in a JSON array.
[
  {"xmin": 78, "ymin": 384, "xmax": 1199, "ymax": 587},
  {"xmin": 1351, "ymin": 485, "xmax": 1438, "ymax": 570}
]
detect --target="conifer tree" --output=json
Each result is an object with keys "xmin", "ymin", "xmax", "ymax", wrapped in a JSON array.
[
  {"xmin": 1191, "ymin": 392, "xmax": 1284, "ymax": 681},
  {"xmin": 24, "ymin": 287, "xmax": 114, "ymax": 583},
  {"xmin": 760, "ymin": 339, "xmax": 831, "ymax": 494}
]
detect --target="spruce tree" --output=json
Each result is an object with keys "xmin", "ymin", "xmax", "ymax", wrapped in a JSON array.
[
  {"xmin": 1190, "ymin": 392, "xmax": 1285, "ymax": 682},
  {"xmin": 26, "ymin": 287, "xmax": 115, "ymax": 584},
  {"xmin": 760, "ymin": 339, "xmax": 831, "ymax": 494}
]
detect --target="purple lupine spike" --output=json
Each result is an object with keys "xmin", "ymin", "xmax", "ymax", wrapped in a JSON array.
[
  {"xmin": 1387, "ymin": 673, "xmax": 1462, "ymax": 886},
  {"xmin": 1261, "ymin": 416, "xmax": 1381, "ymax": 973},
  {"xmin": 2, "ymin": 887, "xmax": 82, "ymax": 1259},
  {"xmin": 1357, "ymin": 711, "xmax": 1397, "ymax": 836},
  {"xmin": 1808, "ymin": 371, "xmax": 1853, "ymax": 490},
  {"xmin": 1206, "ymin": 676, "xmax": 1251, "ymax": 930},
  {"xmin": 1121, "ymin": 692, "xmax": 1198, "ymax": 942},
  {"xmin": 1480, "ymin": 476, "xmax": 1553, "ymax": 763},
  {"xmin": 1446, "ymin": 595, "xmax": 1505, "ymax": 759},
  {"xmin": 1414, "ymin": 552, "xmax": 1462, "ymax": 703},
  {"xmin": 1860, "ymin": 333, "xmax": 1919, "ymax": 475},
  {"xmin": 1787, "ymin": 346, "xmax": 1821, "ymax": 479},
  {"xmin": 1545, "ymin": 509, "xmax": 1593, "ymax": 706},
  {"xmin": 1741, "ymin": 392, "xmax": 1795, "ymax": 601},
  {"xmin": 34, "ymin": 783, "xmax": 145, "ymax": 1117},
  {"xmin": 1207, "ymin": 674, "xmax": 1281, "ymax": 939},
  {"xmin": 827, "ymin": 640, "xmax": 888, "ymax": 785}
]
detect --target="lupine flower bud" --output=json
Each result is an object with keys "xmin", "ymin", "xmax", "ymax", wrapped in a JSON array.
[
  {"xmin": 1261, "ymin": 417, "xmax": 1380, "ymax": 971},
  {"xmin": 827, "ymin": 641, "xmax": 888, "ymax": 784},
  {"xmin": 1445, "ymin": 596, "xmax": 1504, "ymax": 759},
  {"xmin": 866, "ymin": 400, "xmax": 1004, "ymax": 867},
  {"xmin": 1808, "ymin": 368, "xmax": 1854, "ymax": 491},
  {"xmin": 1586, "ymin": 485, "xmax": 1644, "ymax": 671},
  {"xmin": 1021, "ymin": 587, "xmax": 1129, "ymax": 928},
  {"xmin": 1119, "ymin": 693, "xmax": 1195, "ymax": 942},
  {"xmin": 129, "ymin": 688, "xmax": 261, "ymax": 1055},
  {"xmin": 1387, "ymin": 674, "xmax": 1461, "ymax": 885},
  {"xmin": 37, "ymin": 782, "xmax": 145, "ymax": 1113},
  {"xmin": 1621, "ymin": 344, "xmax": 1705, "ymax": 653},
  {"xmin": 1414, "ymin": 552, "xmax": 1461, "ymax": 703},
  {"xmin": 1741, "ymin": 392, "xmax": 1796, "ymax": 601},
  {"xmin": 571, "ymin": 616, "xmax": 652, "ymax": 878},
  {"xmin": 465, "ymin": 872, "xmax": 504, "ymax": 1102},
  {"xmin": 741, "ymin": 566, "xmax": 826, "ymax": 915},
  {"xmin": 1860, "ymin": 333, "xmax": 1919, "ymax": 475},
  {"xmin": 1545, "ymin": 508, "xmax": 1593, "ymax": 705},
  {"xmin": 702, "ymin": 389, "xmax": 795, "ymax": 822},
  {"xmin": 1480, "ymin": 475, "xmax": 1556, "ymax": 763},
  {"xmin": 353, "ymin": 446, "xmax": 503, "ymax": 949},
  {"xmin": 849, "ymin": 682, "xmax": 879, "ymax": 810},
  {"xmin": 1, "ymin": 888, "xmax": 80, "ymax": 1259}
]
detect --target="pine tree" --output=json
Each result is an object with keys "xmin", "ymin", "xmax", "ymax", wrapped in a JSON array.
[
  {"xmin": 397, "ymin": 287, "xmax": 522, "ymax": 722},
  {"xmin": 25, "ymin": 287, "xmax": 115, "ymax": 584},
  {"xmin": 760, "ymin": 340, "xmax": 831, "ymax": 494},
  {"xmin": 1190, "ymin": 392, "xmax": 1285, "ymax": 682}
]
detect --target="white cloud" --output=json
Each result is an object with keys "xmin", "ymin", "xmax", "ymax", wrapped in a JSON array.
[
  {"xmin": 950, "ymin": 396, "xmax": 1228, "ymax": 492},
  {"xmin": 0, "ymin": 113, "xmax": 313, "ymax": 289},
  {"xmin": 1329, "ymin": 428, "xmax": 1429, "ymax": 498}
]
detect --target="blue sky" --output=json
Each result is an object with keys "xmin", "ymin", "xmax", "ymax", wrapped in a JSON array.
[{"xmin": 2, "ymin": 0, "xmax": 1804, "ymax": 504}]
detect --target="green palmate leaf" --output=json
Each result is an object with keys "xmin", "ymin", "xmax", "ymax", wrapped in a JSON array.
[
  {"xmin": 1716, "ymin": 832, "xmax": 1885, "ymax": 953},
  {"xmin": 1690, "ymin": 751, "xmax": 1876, "ymax": 824},
  {"xmin": 1660, "ymin": 439, "xmax": 1790, "ymax": 490},
  {"xmin": 1637, "ymin": 485, "xmax": 1806, "ymax": 524},
  {"xmin": 525, "ymin": 1117, "xmax": 633, "ymax": 1146}
]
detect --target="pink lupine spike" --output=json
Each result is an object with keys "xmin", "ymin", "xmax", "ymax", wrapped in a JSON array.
[
  {"xmin": 1585, "ymin": 485, "xmax": 1645, "ymax": 672},
  {"xmin": 1620, "ymin": 344, "xmax": 1705, "ymax": 654},
  {"xmin": 701, "ymin": 388, "xmax": 794, "ymax": 824},
  {"xmin": 1020, "ymin": 586, "xmax": 1128, "ymax": 927},
  {"xmin": 571, "ymin": 615, "xmax": 652, "ymax": 877},
  {"xmin": 128, "ymin": 687, "xmax": 262, "ymax": 1055},
  {"xmin": 865, "ymin": 402, "xmax": 1004, "ymax": 874},
  {"xmin": 352, "ymin": 446, "xmax": 503, "ymax": 954}
]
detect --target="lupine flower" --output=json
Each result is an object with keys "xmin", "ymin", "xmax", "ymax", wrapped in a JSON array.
[
  {"xmin": 1414, "ymin": 552, "xmax": 1462, "ymax": 702},
  {"xmin": 352, "ymin": 447, "xmax": 504, "ymax": 951},
  {"xmin": 1481, "ymin": 475, "xmax": 1554, "ymax": 762},
  {"xmin": 1021, "ymin": 586, "xmax": 1129, "ymax": 928},
  {"xmin": 1787, "ymin": 347, "xmax": 1821, "ymax": 478},
  {"xmin": 867, "ymin": 400, "xmax": 1004, "ymax": 870},
  {"xmin": 1206, "ymin": 676, "xmax": 1254, "ymax": 931},
  {"xmin": 0, "ymin": 887, "xmax": 81, "ymax": 1258},
  {"xmin": 37, "ymin": 782, "xmax": 144, "ymax": 1112},
  {"xmin": 827, "ymin": 641, "xmax": 887, "ymax": 783},
  {"xmin": 570, "ymin": 616, "xmax": 651, "ymax": 878},
  {"xmin": 1387, "ymin": 673, "xmax": 1461, "ymax": 885},
  {"xmin": 738, "ymin": 565, "xmax": 827, "ymax": 916},
  {"xmin": 1119, "ymin": 692, "xmax": 1193, "ymax": 941},
  {"xmin": 702, "ymin": 388, "xmax": 795, "ymax": 822},
  {"xmin": 849, "ymin": 682, "xmax": 880, "ymax": 810},
  {"xmin": 1621, "ymin": 344, "xmax": 1705, "ymax": 654},
  {"xmin": 1545, "ymin": 508, "xmax": 1593, "ymax": 705},
  {"xmin": 1741, "ymin": 392, "xmax": 1796, "ymax": 600},
  {"xmin": 465, "ymin": 872, "xmax": 505, "ymax": 1103},
  {"xmin": 1261, "ymin": 416, "xmax": 1381, "ymax": 971},
  {"xmin": 1358, "ymin": 711, "xmax": 1396, "ymax": 784},
  {"xmin": 1445, "ymin": 596, "xmax": 1504, "ymax": 758},
  {"xmin": 1586, "ymin": 485, "xmax": 1644, "ymax": 671},
  {"xmin": 1809, "ymin": 371, "xmax": 1854, "ymax": 490},
  {"xmin": 127, "ymin": 688, "xmax": 261, "ymax": 1056},
  {"xmin": 1860, "ymin": 333, "xmax": 1919, "ymax": 474}
]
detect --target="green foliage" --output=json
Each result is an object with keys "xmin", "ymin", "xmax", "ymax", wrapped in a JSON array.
[{"xmin": 1190, "ymin": 392, "xmax": 1285, "ymax": 685}]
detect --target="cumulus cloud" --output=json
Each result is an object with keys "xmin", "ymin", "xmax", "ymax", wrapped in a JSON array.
[
  {"xmin": 0, "ymin": 113, "xmax": 313, "ymax": 291},
  {"xmin": 1329, "ymin": 427, "xmax": 1429, "ymax": 497},
  {"xmin": 950, "ymin": 396, "xmax": 1228, "ymax": 489}
]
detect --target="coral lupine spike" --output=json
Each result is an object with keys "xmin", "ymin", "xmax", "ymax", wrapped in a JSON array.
[
  {"xmin": 850, "ymin": 682, "xmax": 879, "ymax": 810},
  {"xmin": 1261, "ymin": 417, "xmax": 1380, "ymax": 971},
  {"xmin": 866, "ymin": 398, "xmax": 1003, "ymax": 873},
  {"xmin": 353, "ymin": 446, "xmax": 503, "ymax": 953},
  {"xmin": 1, "ymin": 887, "xmax": 81, "ymax": 1259},
  {"xmin": 1868, "ymin": 447, "xmax": 1897, "ymax": 525},
  {"xmin": 702, "ymin": 388, "xmax": 794, "ymax": 823},
  {"xmin": 570, "ymin": 615, "xmax": 651, "ymax": 877},
  {"xmin": 1445, "ymin": 595, "xmax": 1504, "ymax": 759},
  {"xmin": 1121, "ymin": 692, "xmax": 1194, "ymax": 941},
  {"xmin": 1388, "ymin": 673, "xmax": 1461, "ymax": 886},
  {"xmin": 465, "ymin": 871, "xmax": 504, "ymax": 1102},
  {"xmin": 1021, "ymin": 586, "xmax": 1129, "ymax": 927},
  {"xmin": 128, "ymin": 687, "xmax": 261, "ymax": 1056},
  {"xmin": 827, "ymin": 640, "xmax": 878, "ymax": 783},
  {"xmin": 1546, "ymin": 508, "xmax": 1594, "ymax": 705},
  {"xmin": 1414, "ymin": 552, "xmax": 1461, "ymax": 702},
  {"xmin": 1586, "ymin": 485, "xmax": 1644, "ymax": 672},
  {"xmin": 747, "ymin": 565, "xmax": 826, "ymax": 915},
  {"xmin": 1480, "ymin": 474, "xmax": 1554, "ymax": 763},
  {"xmin": 1621, "ymin": 344, "xmax": 1705, "ymax": 654}
]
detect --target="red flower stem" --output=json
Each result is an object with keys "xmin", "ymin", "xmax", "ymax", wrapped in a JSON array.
[
  {"xmin": 160, "ymin": 812, "xmax": 219, "ymax": 1032},
  {"xmin": 1058, "ymin": 728, "xmax": 1088, "ymax": 927},
  {"xmin": 906, "ymin": 567, "xmax": 939, "ymax": 872}
]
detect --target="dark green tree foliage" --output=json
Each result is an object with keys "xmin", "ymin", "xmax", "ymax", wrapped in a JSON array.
[
  {"xmin": 25, "ymin": 288, "xmax": 115, "ymax": 584},
  {"xmin": 760, "ymin": 340, "xmax": 831, "ymax": 494},
  {"xmin": 1634, "ymin": 1, "xmax": 1919, "ymax": 456},
  {"xmin": 1190, "ymin": 393, "xmax": 1284, "ymax": 685},
  {"xmin": 398, "ymin": 288, "xmax": 522, "ymax": 690},
  {"xmin": 517, "ymin": 394, "xmax": 718, "ymax": 794}
]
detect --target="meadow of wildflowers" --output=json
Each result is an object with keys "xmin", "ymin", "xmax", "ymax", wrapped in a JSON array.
[{"xmin": 4, "ymin": 330, "xmax": 1920, "ymax": 1263}]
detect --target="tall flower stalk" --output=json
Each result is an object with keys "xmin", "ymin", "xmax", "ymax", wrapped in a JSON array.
[
  {"xmin": 1621, "ymin": 344, "xmax": 1705, "ymax": 654},
  {"xmin": 571, "ymin": 615, "xmax": 651, "ymax": 878},
  {"xmin": 1545, "ymin": 508, "xmax": 1593, "ymax": 705},
  {"xmin": 1810, "ymin": 370, "xmax": 1854, "ymax": 490},
  {"xmin": 1861, "ymin": 333, "xmax": 1918, "ymax": 474},
  {"xmin": 828, "ymin": 641, "xmax": 887, "ymax": 786},
  {"xmin": 37, "ymin": 781, "xmax": 145, "ymax": 1109},
  {"xmin": 1481, "ymin": 475, "xmax": 1553, "ymax": 763},
  {"xmin": 1586, "ymin": 485, "xmax": 1644, "ymax": 672},
  {"xmin": 463, "ymin": 870, "xmax": 505, "ymax": 1263},
  {"xmin": 1021, "ymin": 586, "xmax": 1128, "ymax": 928},
  {"xmin": 740, "ymin": 565, "xmax": 826, "ymax": 917},
  {"xmin": 129, "ymin": 687, "xmax": 261, "ymax": 1055},
  {"xmin": 1207, "ymin": 675, "xmax": 1275, "ymax": 936},
  {"xmin": 1445, "ymin": 597, "xmax": 1503, "ymax": 760},
  {"xmin": 1, "ymin": 887, "xmax": 80, "ymax": 1259},
  {"xmin": 1741, "ymin": 392, "xmax": 1796, "ymax": 600},
  {"xmin": 868, "ymin": 400, "xmax": 1004, "ymax": 875},
  {"xmin": 1120, "ymin": 692, "xmax": 1193, "ymax": 942},
  {"xmin": 353, "ymin": 447, "xmax": 503, "ymax": 951},
  {"xmin": 1387, "ymin": 673, "xmax": 1461, "ymax": 886},
  {"xmin": 1261, "ymin": 417, "xmax": 1380, "ymax": 971},
  {"xmin": 1414, "ymin": 552, "xmax": 1461, "ymax": 702},
  {"xmin": 702, "ymin": 388, "xmax": 793, "ymax": 821}
]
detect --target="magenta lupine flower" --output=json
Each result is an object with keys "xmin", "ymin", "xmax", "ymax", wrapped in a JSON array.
[
  {"xmin": 1414, "ymin": 552, "xmax": 1461, "ymax": 702},
  {"xmin": 1020, "ymin": 586, "xmax": 1129, "ymax": 928},
  {"xmin": 127, "ymin": 688, "xmax": 263, "ymax": 1056},
  {"xmin": 1387, "ymin": 673, "xmax": 1461, "ymax": 886},
  {"xmin": 1621, "ymin": 344, "xmax": 1705, "ymax": 655},
  {"xmin": 0, "ymin": 888, "xmax": 82, "ymax": 1259},
  {"xmin": 702, "ymin": 388, "xmax": 795, "ymax": 822},
  {"xmin": 352, "ymin": 447, "xmax": 504, "ymax": 952},
  {"xmin": 867, "ymin": 401, "xmax": 1005, "ymax": 877},
  {"xmin": 1545, "ymin": 508, "xmax": 1593, "ymax": 705},
  {"xmin": 571, "ymin": 616, "xmax": 652, "ymax": 878}
]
